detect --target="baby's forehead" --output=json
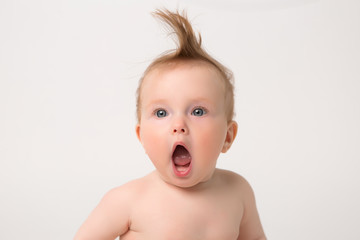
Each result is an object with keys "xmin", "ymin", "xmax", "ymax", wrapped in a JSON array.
[
  {"xmin": 136, "ymin": 59, "xmax": 233, "ymax": 122},
  {"xmin": 143, "ymin": 60, "xmax": 224, "ymax": 86}
]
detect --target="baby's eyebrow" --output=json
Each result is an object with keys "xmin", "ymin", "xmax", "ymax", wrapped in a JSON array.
[
  {"xmin": 152, "ymin": 97, "xmax": 213, "ymax": 104},
  {"xmin": 186, "ymin": 98, "xmax": 216, "ymax": 107},
  {"xmin": 190, "ymin": 98, "xmax": 213, "ymax": 104},
  {"xmin": 143, "ymin": 98, "xmax": 216, "ymax": 111},
  {"xmin": 143, "ymin": 99, "xmax": 168, "ymax": 108}
]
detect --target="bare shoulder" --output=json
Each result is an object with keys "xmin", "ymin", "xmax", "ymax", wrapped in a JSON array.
[
  {"xmin": 105, "ymin": 175, "xmax": 148, "ymax": 200},
  {"xmin": 73, "ymin": 174, "xmax": 152, "ymax": 240},
  {"xmin": 215, "ymin": 168, "xmax": 254, "ymax": 193}
]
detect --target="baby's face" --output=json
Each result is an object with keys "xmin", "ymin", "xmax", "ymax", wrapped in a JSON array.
[{"xmin": 136, "ymin": 61, "xmax": 235, "ymax": 188}]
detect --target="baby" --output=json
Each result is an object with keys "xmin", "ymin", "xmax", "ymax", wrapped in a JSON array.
[{"xmin": 74, "ymin": 9, "xmax": 266, "ymax": 240}]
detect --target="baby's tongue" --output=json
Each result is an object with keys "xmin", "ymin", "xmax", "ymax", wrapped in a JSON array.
[{"xmin": 173, "ymin": 146, "xmax": 191, "ymax": 166}]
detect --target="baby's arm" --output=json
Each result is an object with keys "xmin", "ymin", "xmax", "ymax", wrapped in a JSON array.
[
  {"xmin": 73, "ymin": 187, "xmax": 131, "ymax": 240},
  {"xmin": 237, "ymin": 178, "xmax": 266, "ymax": 240}
]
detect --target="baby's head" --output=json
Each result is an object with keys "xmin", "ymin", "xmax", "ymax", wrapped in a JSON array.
[
  {"xmin": 135, "ymin": 9, "xmax": 237, "ymax": 188},
  {"xmin": 136, "ymin": 9, "xmax": 235, "ymax": 124}
]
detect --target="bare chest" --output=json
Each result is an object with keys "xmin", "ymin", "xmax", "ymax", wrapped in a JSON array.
[{"xmin": 121, "ymin": 191, "xmax": 242, "ymax": 240}]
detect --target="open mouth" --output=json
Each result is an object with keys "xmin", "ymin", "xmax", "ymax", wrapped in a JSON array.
[{"xmin": 172, "ymin": 144, "xmax": 192, "ymax": 176}]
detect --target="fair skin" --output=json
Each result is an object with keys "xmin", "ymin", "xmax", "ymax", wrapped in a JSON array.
[{"xmin": 74, "ymin": 60, "xmax": 266, "ymax": 240}]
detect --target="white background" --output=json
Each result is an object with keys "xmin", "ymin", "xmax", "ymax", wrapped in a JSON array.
[{"xmin": 1, "ymin": 0, "xmax": 359, "ymax": 239}]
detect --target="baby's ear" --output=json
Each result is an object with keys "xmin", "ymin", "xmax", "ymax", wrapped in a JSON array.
[
  {"xmin": 135, "ymin": 124, "xmax": 141, "ymax": 142},
  {"xmin": 221, "ymin": 121, "xmax": 238, "ymax": 153},
  {"xmin": 136, "ymin": 124, "xmax": 148, "ymax": 155}
]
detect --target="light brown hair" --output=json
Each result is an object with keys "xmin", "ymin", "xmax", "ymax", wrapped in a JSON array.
[{"xmin": 136, "ymin": 9, "xmax": 235, "ymax": 122}]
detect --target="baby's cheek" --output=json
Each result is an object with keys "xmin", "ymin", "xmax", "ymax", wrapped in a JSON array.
[
  {"xmin": 200, "ymin": 123, "xmax": 226, "ymax": 147},
  {"xmin": 142, "ymin": 128, "xmax": 167, "ymax": 157}
]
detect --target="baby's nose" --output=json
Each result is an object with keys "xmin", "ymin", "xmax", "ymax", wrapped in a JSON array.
[
  {"xmin": 173, "ymin": 127, "xmax": 186, "ymax": 134},
  {"xmin": 172, "ymin": 117, "xmax": 188, "ymax": 134}
]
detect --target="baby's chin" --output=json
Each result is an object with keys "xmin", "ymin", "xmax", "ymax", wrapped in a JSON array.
[
  {"xmin": 160, "ymin": 172, "xmax": 214, "ymax": 189},
  {"xmin": 167, "ymin": 180, "xmax": 198, "ymax": 189}
]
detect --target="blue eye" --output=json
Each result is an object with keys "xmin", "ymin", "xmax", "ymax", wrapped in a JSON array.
[
  {"xmin": 192, "ymin": 108, "xmax": 206, "ymax": 116},
  {"xmin": 155, "ymin": 109, "xmax": 167, "ymax": 118}
]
